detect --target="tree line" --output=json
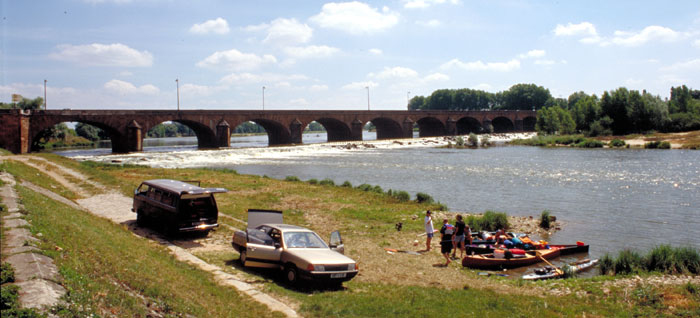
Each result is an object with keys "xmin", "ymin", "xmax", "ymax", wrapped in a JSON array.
[{"xmin": 410, "ymin": 84, "xmax": 700, "ymax": 136}]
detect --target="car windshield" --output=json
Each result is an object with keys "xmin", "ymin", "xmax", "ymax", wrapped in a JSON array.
[{"xmin": 283, "ymin": 231, "xmax": 328, "ymax": 248}]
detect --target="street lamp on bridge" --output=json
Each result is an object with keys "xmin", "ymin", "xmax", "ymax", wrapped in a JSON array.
[
  {"xmin": 44, "ymin": 79, "xmax": 47, "ymax": 110},
  {"xmin": 262, "ymin": 86, "xmax": 266, "ymax": 110},
  {"xmin": 365, "ymin": 86, "xmax": 370, "ymax": 111},
  {"xmin": 176, "ymin": 78, "xmax": 180, "ymax": 112},
  {"xmin": 407, "ymin": 91, "xmax": 410, "ymax": 109}
]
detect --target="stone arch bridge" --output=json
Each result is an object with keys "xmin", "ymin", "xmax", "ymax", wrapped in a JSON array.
[{"xmin": 0, "ymin": 109, "xmax": 536, "ymax": 154}]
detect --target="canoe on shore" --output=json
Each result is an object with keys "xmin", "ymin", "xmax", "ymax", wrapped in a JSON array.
[
  {"xmin": 462, "ymin": 248, "xmax": 561, "ymax": 270},
  {"xmin": 522, "ymin": 258, "xmax": 599, "ymax": 280},
  {"xmin": 466, "ymin": 243, "xmax": 589, "ymax": 255}
]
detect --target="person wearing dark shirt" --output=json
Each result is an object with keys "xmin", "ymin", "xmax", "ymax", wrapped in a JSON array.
[
  {"xmin": 439, "ymin": 219, "xmax": 454, "ymax": 266},
  {"xmin": 451, "ymin": 215, "xmax": 466, "ymax": 259}
]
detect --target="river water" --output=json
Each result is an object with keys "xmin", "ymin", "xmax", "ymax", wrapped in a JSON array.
[{"xmin": 56, "ymin": 133, "xmax": 700, "ymax": 258}]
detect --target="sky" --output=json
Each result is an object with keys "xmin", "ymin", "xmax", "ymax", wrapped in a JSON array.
[{"xmin": 2, "ymin": 0, "xmax": 700, "ymax": 111}]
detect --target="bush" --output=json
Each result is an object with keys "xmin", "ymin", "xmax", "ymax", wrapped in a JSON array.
[
  {"xmin": 599, "ymin": 253, "xmax": 614, "ymax": 275},
  {"xmin": 307, "ymin": 178, "xmax": 318, "ymax": 185},
  {"xmin": 455, "ymin": 136, "xmax": 465, "ymax": 147},
  {"xmin": 539, "ymin": 210, "xmax": 551, "ymax": 229},
  {"xmin": 391, "ymin": 190, "xmax": 410, "ymax": 202},
  {"xmin": 613, "ymin": 249, "xmax": 644, "ymax": 275},
  {"xmin": 481, "ymin": 135, "xmax": 492, "ymax": 147},
  {"xmin": 644, "ymin": 141, "xmax": 670, "ymax": 149},
  {"xmin": 1, "ymin": 284, "xmax": 19, "ymax": 310},
  {"xmin": 319, "ymin": 178, "xmax": 335, "ymax": 186},
  {"xmin": 284, "ymin": 176, "xmax": 301, "ymax": 182},
  {"xmin": 672, "ymin": 246, "xmax": 700, "ymax": 274},
  {"xmin": 467, "ymin": 211, "xmax": 509, "ymax": 232},
  {"xmin": 0, "ymin": 263, "xmax": 14, "ymax": 284},
  {"xmin": 372, "ymin": 185, "xmax": 383, "ymax": 194},
  {"xmin": 575, "ymin": 139, "xmax": 604, "ymax": 148},
  {"xmin": 609, "ymin": 139, "xmax": 626, "ymax": 147},
  {"xmin": 356, "ymin": 184, "xmax": 373, "ymax": 192},
  {"xmin": 415, "ymin": 192, "xmax": 434, "ymax": 204},
  {"xmin": 340, "ymin": 181, "xmax": 353, "ymax": 188},
  {"xmin": 646, "ymin": 245, "xmax": 676, "ymax": 273},
  {"xmin": 468, "ymin": 133, "xmax": 479, "ymax": 147}
]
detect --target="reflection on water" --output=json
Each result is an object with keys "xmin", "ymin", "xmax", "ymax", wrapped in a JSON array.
[{"xmin": 55, "ymin": 134, "xmax": 700, "ymax": 259}]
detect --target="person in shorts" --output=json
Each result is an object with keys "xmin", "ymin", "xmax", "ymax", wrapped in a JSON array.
[
  {"xmin": 451, "ymin": 214, "xmax": 466, "ymax": 259},
  {"xmin": 424, "ymin": 210, "xmax": 434, "ymax": 251},
  {"xmin": 439, "ymin": 219, "xmax": 454, "ymax": 266}
]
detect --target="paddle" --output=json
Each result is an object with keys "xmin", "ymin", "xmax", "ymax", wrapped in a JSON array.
[{"xmin": 535, "ymin": 250, "xmax": 563, "ymax": 275}]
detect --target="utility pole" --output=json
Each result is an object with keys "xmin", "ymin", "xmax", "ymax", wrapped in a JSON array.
[
  {"xmin": 44, "ymin": 79, "xmax": 47, "ymax": 110},
  {"xmin": 176, "ymin": 78, "xmax": 180, "ymax": 112},
  {"xmin": 366, "ymin": 86, "xmax": 370, "ymax": 111},
  {"xmin": 262, "ymin": 86, "xmax": 266, "ymax": 110}
]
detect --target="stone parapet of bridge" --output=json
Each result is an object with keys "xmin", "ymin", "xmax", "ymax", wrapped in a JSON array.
[{"xmin": 0, "ymin": 109, "xmax": 537, "ymax": 154}]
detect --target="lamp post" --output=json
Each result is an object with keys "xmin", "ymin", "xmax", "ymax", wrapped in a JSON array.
[
  {"xmin": 262, "ymin": 86, "xmax": 266, "ymax": 110},
  {"xmin": 44, "ymin": 79, "xmax": 47, "ymax": 110},
  {"xmin": 365, "ymin": 86, "xmax": 370, "ymax": 111},
  {"xmin": 407, "ymin": 91, "xmax": 410, "ymax": 109},
  {"xmin": 175, "ymin": 78, "xmax": 180, "ymax": 112}
]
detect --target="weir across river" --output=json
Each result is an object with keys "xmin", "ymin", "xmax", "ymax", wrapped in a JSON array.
[{"xmin": 0, "ymin": 109, "xmax": 536, "ymax": 154}]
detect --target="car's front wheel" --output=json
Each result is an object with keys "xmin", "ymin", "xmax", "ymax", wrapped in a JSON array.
[
  {"xmin": 239, "ymin": 249, "xmax": 247, "ymax": 265},
  {"xmin": 284, "ymin": 265, "xmax": 298, "ymax": 285}
]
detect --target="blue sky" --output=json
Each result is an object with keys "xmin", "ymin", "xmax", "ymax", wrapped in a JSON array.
[{"xmin": 2, "ymin": 0, "xmax": 699, "ymax": 110}]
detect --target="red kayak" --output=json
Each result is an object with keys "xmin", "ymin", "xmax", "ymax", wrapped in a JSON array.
[{"xmin": 462, "ymin": 247, "xmax": 561, "ymax": 270}]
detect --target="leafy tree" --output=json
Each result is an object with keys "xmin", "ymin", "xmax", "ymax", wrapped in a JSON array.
[
  {"xmin": 600, "ymin": 88, "xmax": 633, "ymax": 135},
  {"xmin": 536, "ymin": 106, "xmax": 575, "ymax": 135},
  {"xmin": 305, "ymin": 121, "xmax": 326, "ymax": 132},
  {"xmin": 0, "ymin": 97, "xmax": 44, "ymax": 110},
  {"xmin": 571, "ymin": 95, "xmax": 600, "ymax": 132},
  {"xmin": 567, "ymin": 91, "xmax": 590, "ymax": 110},
  {"xmin": 234, "ymin": 121, "xmax": 265, "ymax": 134},
  {"xmin": 75, "ymin": 123, "xmax": 109, "ymax": 141},
  {"xmin": 426, "ymin": 89, "xmax": 452, "ymax": 110},
  {"xmin": 408, "ymin": 96, "xmax": 426, "ymax": 110},
  {"xmin": 498, "ymin": 83, "xmax": 552, "ymax": 110}
]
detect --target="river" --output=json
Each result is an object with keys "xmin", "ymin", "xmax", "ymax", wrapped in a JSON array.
[{"xmin": 56, "ymin": 133, "xmax": 700, "ymax": 258}]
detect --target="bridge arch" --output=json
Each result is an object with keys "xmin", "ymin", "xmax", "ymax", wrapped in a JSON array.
[
  {"xmin": 456, "ymin": 117, "xmax": 482, "ymax": 134},
  {"xmin": 492, "ymin": 117, "xmax": 515, "ymax": 133},
  {"xmin": 308, "ymin": 118, "xmax": 352, "ymax": 142},
  {"xmin": 29, "ymin": 119, "xmax": 123, "ymax": 153},
  {"xmin": 158, "ymin": 120, "xmax": 218, "ymax": 148},
  {"xmin": 242, "ymin": 118, "xmax": 291, "ymax": 145},
  {"xmin": 369, "ymin": 117, "xmax": 403, "ymax": 139},
  {"xmin": 416, "ymin": 117, "xmax": 446, "ymax": 137}
]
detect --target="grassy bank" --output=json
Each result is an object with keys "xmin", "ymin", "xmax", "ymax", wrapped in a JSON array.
[
  {"xmin": 509, "ymin": 130, "xmax": 700, "ymax": 149},
  {"xmin": 2, "ymin": 153, "xmax": 698, "ymax": 317}
]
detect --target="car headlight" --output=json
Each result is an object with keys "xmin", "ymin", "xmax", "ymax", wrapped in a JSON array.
[
  {"xmin": 315, "ymin": 265, "xmax": 325, "ymax": 271},
  {"xmin": 347, "ymin": 263, "xmax": 355, "ymax": 271}
]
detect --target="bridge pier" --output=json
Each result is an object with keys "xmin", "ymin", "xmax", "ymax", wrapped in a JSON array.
[
  {"xmin": 351, "ymin": 119, "xmax": 364, "ymax": 141},
  {"xmin": 514, "ymin": 119, "xmax": 523, "ymax": 132},
  {"xmin": 0, "ymin": 110, "xmax": 30, "ymax": 154},
  {"xmin": 290, "ymin": 119, "xmax": 303, "ymax": 144},
  {"xmin": 216, "ymin": 120, "xmax": 231, "ymax": 147},
  {"xmin": 482, "ymin": 119, "xmax": 493, "ymax": 133},
  {"xmin": 124, "ymin": 120, "xmax": 143, "ymax": 153},
  {"xmin": 446, "ymin": 117, "xmax": 457, "ymax": 136},
  {"xmin": 402, "ymin": 118, "xmax": 414, "ymax": 138}
]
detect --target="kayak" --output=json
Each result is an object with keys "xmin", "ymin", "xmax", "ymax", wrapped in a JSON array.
[
  {"xmin": 467, "ymin": 243, "xmax": 589, "ymax": 255},
  {"xmin": 522, "ymin": 258, "xmax": 599, "ymax": 280},
  {"xmin": 462, "ymin": 247, "xmax": 561, "ymax": 270}
]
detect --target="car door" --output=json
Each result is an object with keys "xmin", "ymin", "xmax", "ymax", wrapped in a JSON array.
[
  {"xmin": 329, "ymin": 230, "xmax": 345, "ymax": 254},
  {"xmin": 245, "ymin": 226, "xmax": 282, "ymax": 268}
]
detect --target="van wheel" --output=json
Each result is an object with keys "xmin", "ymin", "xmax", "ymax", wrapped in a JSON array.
[
  {"xmin": 136, "ymin": 211, "xmax": 146, "ymax": 226},
  {"xmin": 240, "ymin": 250, "xmax": 247, "ymax": 265},
  {"xmin": 284, "ymin": 265, "xmax": 298, "ymax": 285}
]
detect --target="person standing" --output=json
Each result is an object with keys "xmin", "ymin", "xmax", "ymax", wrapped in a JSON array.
[
  {"xmin": 452, "ymin": 215, "xmax": 466, "ymax": 259},
  {"xmin": 440, "ymin": 219, "xmax": 454, "ymax": 266},
  {"xmin": 424, "ymin": 210, "xmax": 434, "ymax": 251}
]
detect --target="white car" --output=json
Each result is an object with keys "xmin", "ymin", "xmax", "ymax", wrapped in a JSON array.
[{"xmin": 231, "ymin": 209, "xmax": 358, "ymax": 285}]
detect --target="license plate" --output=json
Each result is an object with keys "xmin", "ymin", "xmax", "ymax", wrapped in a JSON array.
[{"xmin": 330, "ymin": 273, "xmax": 346, "ymax": 278}]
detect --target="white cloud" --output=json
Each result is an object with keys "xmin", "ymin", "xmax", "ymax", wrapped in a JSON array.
[
  {"xmin": 424, "ymin": 73, "xmax": 449, "ymax": 81},
  {"xmin": 370, "ymin": 66, "xmax": 418, "ymax": 79},
  {"xmin": 197, "ymin": 49, "xmax": 277, "ymax": 71},
  {"xmin": 440, "ymin": 58, "xmax": 520, "ymax": 72},
  {"xmin": 103, "ymin": 79, "xmax": 159, "ymax": 95},
  {"xmin": 368, "ymin": 48, "xmax": 383, "ymax": 55},
  {"xmin": 403, "ymin": 0, "xmax": 459, "ymax": 9},
  {"xmin": 660, "ymin": 58, "xmax": 700, "ymax": 72},
  {"xmin": 289, "ymin": 98, "xmax": 309, "ymax": 106},
  {"xmin": 694, "ymin": 39, "xmax": 700, "ymax": 48},
  {"xmin": 117, "ymin": 71, "xmax": 133, "ymax": 77},
  {"xmin": 519, "ymin": 49, "xmax": 545, "ymax": 59},
  {"xmin": 342, "ymin": 81, "xmax": 378, "ymax": 90},
  {"xmin": 534, "ymin": 59, "xmax": 556, "ymax": 66},
  {"xmin": 179, "ymin": 83, "xmax": 227, "ymax": 97},
  {"xmin": 310, "ymin": 2, "xmax": 399, "ymax": 35},
  {"xmin": 554, "ymin": 22, "xmax": 597, "ymax": 37},
  {"xmin": 49, "ymin": 43, "xmax": 153, "ymax": 67},
  {"xmin": 610, "ymin": 25, "xmax": 681, "ymax": 46},
  {"xmin": 309, "ymin": 84, "xmax": 329, "ymax": 91},
  {"xmin": 245, "ymin": 18, "xmax": 313, "ymax": 46},
  {"xmin": 219, "ymin": 72, "xmax": 309, "ymax": 85},
  {"xmin": 189, "ymin": 18, "xmax": 230, "ymax": 35},
  {"xmin": 283, "ymin": 45, "xmax": 340, "ymax": 58},
  {"xmin": 416, "ymin": 19, "xmax": 441, "ymax": 28}
]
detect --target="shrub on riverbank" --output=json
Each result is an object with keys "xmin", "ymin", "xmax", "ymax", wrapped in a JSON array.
[
  {"xmin": 284, "ymin": 176, "xmax": 301, "ymax": 182},
  {"xmin": 388, "ymin": 190, "xmax": 410, "ymax": 202},
  {"xmin": 609, "ymin": 139, "xmax": 626, "ymax": 147},
  {"xmin": 539, "ymin": 210, "xmax": 551, "ymax": 229},
  {"xmin": 319, "ymin": 178, "xmax": 335, "ymax": 186},
  {"xmin": 644, "ymin": 141, "xmax": 671, "ymax": 149},
  {"xmin": 466, "ymin": 211, "xmax": 510, "ymax": 232},
  {"xmin": 415, "ymin": 192, "xmax": 433, "ymax": 204},
  {"xmin": 600, "ymin": 245, "xmax": 700, "ymax": 275}
]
